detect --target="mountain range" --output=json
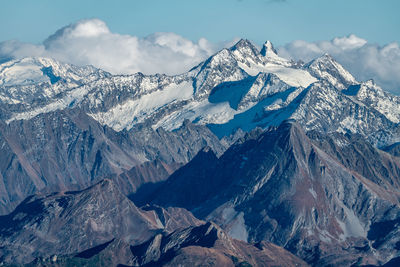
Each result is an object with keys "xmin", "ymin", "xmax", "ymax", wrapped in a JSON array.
[{"xmin": 0, "ymin": 39, "xmax": 399, "ymax": 266}]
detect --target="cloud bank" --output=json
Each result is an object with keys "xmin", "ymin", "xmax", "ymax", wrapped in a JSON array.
[
  {"xmin": 0, "ymin": 19, "xmax": 230, "ymax": 75},
  {"xmin": 0, "ymin": 19, "xmax": 399, "ymax": 94},
  {"xmin": 278, "ymin": 35, "xmax": 400, "ymax": 94}
]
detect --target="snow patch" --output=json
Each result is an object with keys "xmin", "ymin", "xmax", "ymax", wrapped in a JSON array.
[
  {"xmin": 318, "ymin": 230, "xmax": 333, "ymax": 243},
  {"xmin": 220, "ymin": 207, "xmax": 248, "ymax": 242},
  {"xmin": 153, "ymin": 99, "xmax": 236, "ymax": 131},
  {"xmin": 89, "ymin": 81, "xmax": 194, "ymax": 131},
  {"xmin": 0, "ymin": 58, "xmax": 50, "ymax": 86},
  {"xmin": 238, "ymin": 61, "xmax": 317, "ymax": 88},
  {"xmin": 337, "ymin": 204, "xmax": 366, "ymax": 240},
  {"xmin": 6, "ymin": 84, "xmax": 92, "ymax": 123},
  {"xmin": 309, "ymin": 187, "xmax": 317, "ymax": 199},
  {"xmin": 228, "ymin": 212, "xmax": 248, "ymax": 242},
  {"xmin": 207, "ymin": 206, "xmax": 249, "ymax": 242}
]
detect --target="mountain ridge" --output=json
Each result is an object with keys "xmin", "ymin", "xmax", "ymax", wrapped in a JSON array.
[
  {"xmin": 139, "ymin": 120, "xmax": 400, "ymax": 266},
  {"xmin": 1, "ymin": 39, "xmax": 399, "ymax": 147},
  {"xmin": 1, "ymin": 38, "xmax": 400, "ymax": 266}
]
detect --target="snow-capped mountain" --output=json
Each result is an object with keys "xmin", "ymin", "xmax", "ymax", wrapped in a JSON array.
[
  {"xmin": 0, "ymin": 57, "xmax": 109, "ymax": 107},
  {"xmin": 1, "ymin": 38, "xmax": 400, "ymax": 267},
  {"xmin": 1, "ymin": 38, "xmax": 399, "ymax": 214},
  {"xmin": 1, "ymin": 39, "xmax": 399, "ymax": 147}
]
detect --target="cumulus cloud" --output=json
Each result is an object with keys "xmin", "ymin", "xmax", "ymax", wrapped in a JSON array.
[
  {"xmin": 1, "ymin": 19, "xmax": 399, "ymax": 95},
  {"xmin": 278, "ymin": 34, "xmax": 400, "ymax": 94},
  {"xmin": 0, "ymin": 19, "xmax": 231, "ymax": 75}
]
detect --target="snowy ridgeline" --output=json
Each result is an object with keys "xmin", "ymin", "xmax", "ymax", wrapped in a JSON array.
[{"xmin": 1, "ymin": 39, "xmax": 400, "ymax": 144}]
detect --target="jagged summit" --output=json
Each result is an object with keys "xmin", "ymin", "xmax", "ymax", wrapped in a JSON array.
[
  {"xmin": 1, "ymin": 37, "xmax": 399, "ymax": 147},
  {"xmin": 231, "ymin": 38, "xmax": 255, "ymax": 49},
  {"xmin": 304, "ymin": 53, "xmax": 357, "ymax": 89},
  {"xmin": 229, "ymin": 38, "xmax": 264, "ymax": 65},
  {"xmin": 260, "ymin": 40, "xmax": 278, "ymax": 56},
  {"xmin": 231, "ymin": 39, "xmax": 279, "ymax": 59},
  {"xmin": 364, "ymin": 78, "xmax": 376, "ymax": 87}
]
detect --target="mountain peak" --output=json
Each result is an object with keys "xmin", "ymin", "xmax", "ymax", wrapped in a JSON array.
[
  {"xmin": 305, "ymin": 53, "xmax": 357, "ymax": 89},
  {"xmin": 230, "ymin": 39, "xmax": 260, "ymax": 58},
  {"xmin": 260, "ymin": 40, "xmax": 278, "ymax": 56},
  {"xmin": 307, "ymin": 53, "xmax": 335, "ymax": 65},
  {"xmin": 365, "ymin": 79, "xmax": 375, "ymax": 86},
  {"xmin": 259, "ymin": 40, "xmax": 292, "ymax": 66},
  {"xmin": 274, "ymin": 120, "xmax": 310, "ymax": 147},
  {"xmin": 322, "ymin": 52, "xmax": 332, "ymax": 58},
  {"xmin": 232, "ymin": 39, "xmax": 255, "ymax": 49}
]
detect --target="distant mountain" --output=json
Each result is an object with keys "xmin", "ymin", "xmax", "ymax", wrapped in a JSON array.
[
  {"xmin": 1, "ymin": 40, "xmax": 400, "ymax": 145},
  {"xmin": 0, "ymin": 109, "xmax": 224, "ymax": 214},
  {"xmin": 1, "ymin": 39, "xmax": 399, "ymax": 213},
  {"xmin": 142, "ymin": 121, "xmax": 400, "ymax": 266}
]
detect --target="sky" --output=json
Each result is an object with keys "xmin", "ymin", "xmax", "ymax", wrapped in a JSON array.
[
  {"xmin": 1, "ymin": 0, "xmax": 400, "ymax": 93},
  {"xmin": 1, "ymin": 0, "xmax": 399, "ymax": 46}
]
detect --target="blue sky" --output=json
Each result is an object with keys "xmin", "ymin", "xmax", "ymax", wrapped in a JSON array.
[{"xmin": 1, "ymin": 0, "xmax": 399, "ymax": 46}]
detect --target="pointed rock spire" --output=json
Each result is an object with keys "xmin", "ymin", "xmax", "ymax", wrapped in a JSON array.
[
  {"xmin": 261, "ymin": 40, "xmax": 278, "ymax": 56},
  {"xmin": 365, "ymin": 79, "xmax": 375, "ymax": 86}
]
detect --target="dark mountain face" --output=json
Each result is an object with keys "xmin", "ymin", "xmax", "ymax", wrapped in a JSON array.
[
  {"xmin": 307, "ymin": 131, "xmax": 400, "ymax": 192},
  {"xmin": 20, "ymin": 223, "xmax": 308, "ymax": 267},
  {"xmin": 0, "ymin": 178, "xmax": 307, "ymax": 267},
  {"xmin": 382, "ymin": 142, "xmax": 400, "ymax": 157},
  {"xmin": 0, "ymin": 108, "xmax": 225, "ymax": 214},
  {"xmin": 128, "ymin": 222, "xmax": 308, "ymax": 267},
  {"xmin": 0, "ymin": 179, "xmax": 203, "ymax": 265},
  {"xmin": 142, "ymin": 121, "xmax": 400, "ymax": 266}
]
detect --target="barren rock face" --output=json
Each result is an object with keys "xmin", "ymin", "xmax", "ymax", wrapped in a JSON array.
[
  {"xmin": 143, "ymin": 121, "xmax": 400, "ymax": 266},
  {"xmin": 0, "ymin": 177, "xmax": 306, "ymax": 266},
  {"xmin": 128, "ymin": 222, "xmax": 308, "ymax": 267},
  {"xmin": 18, "ymin": 222, "xmax": 307, "ymax": 267},
  {"xmin": 0, "ymin": 110, "xmax": 225, "ymax": 214},
  {"xmin": 0, "ymin": 179, "xmax": 202, "ymax": 264}
]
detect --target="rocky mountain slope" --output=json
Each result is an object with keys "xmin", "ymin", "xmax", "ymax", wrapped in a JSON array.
[
  {"xmin": 0, "ymin": 179, "xmax": 307, "ymax": 267},
  {"xmin": 1, "ymin": 38, "xmax": 400, "ymax": 266},
  {"xmin": 19, "ymin": 224, "xmax": 308, "ymax": 267},
  {"xmin": 0, "ymin": 109, "xmax": 224, "ymax": 214},
  {"xmin": 0, "ymin": 179, "xmax": 202, "ymax": 264},
  {"xmin": 1, "ymin": 39, "xmax": 400, "ymax": 213},
  {"xmin": 141, "ymin": 121, "xmax": 400, "ymax": 266},
  {"xmin": 128, "ymin": 222, "xmax": 308, "ymax": 267}
]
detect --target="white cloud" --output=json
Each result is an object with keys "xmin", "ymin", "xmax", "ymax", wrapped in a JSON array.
[
  {"xmin": 278, "ymin": 34, "xmax": 400, "ymax": 94},
  {"xmin": 1, "ymin": 20, "xmax": 399, "ymax": 95},
  {"xmin": 332, "ymin": 35, "xmax": 367, "ymax": 50},
  {"xmin": 0, "ymin": 19, "xmax": 231, "ymax": 75}
]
